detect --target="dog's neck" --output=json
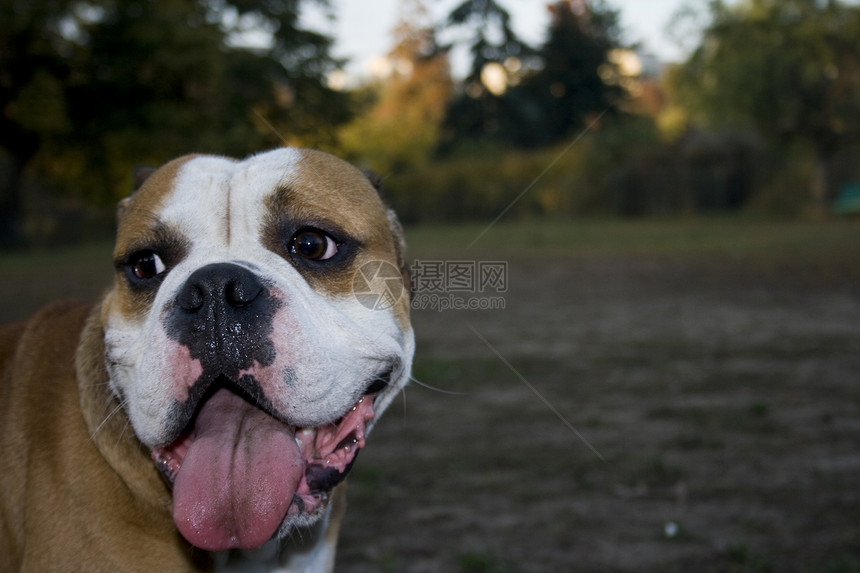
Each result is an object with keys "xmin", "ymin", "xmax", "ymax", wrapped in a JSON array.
[{"xmin": 75, "ymin": 302, "xmax": 174, "ymax": 515}]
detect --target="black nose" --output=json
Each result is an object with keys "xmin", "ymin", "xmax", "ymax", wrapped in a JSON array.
[
  {"xmin": 167, "ymin": 263, "xmax": 279, "ymax": 375},
  {"xmin": 176, "ymin": 263, "xmax": 263, "ymax": 312}
]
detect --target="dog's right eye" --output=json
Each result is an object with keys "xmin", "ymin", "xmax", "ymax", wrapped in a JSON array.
[{"xmin": 128, "ymin": 251, "xmax": 166, "ymax": 280}]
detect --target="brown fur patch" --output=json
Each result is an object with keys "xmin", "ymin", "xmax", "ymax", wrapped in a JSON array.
[
  {"xmin": 262, "ymin": 149, "xmax": 400, "ymax": 298},
  {"xmin": 0, "ymin": 302, "xmax": 211, "ymax": 571},
  {"xmin": 111, "ymin": 156, "xmax": 197, "ymax": 322},
  {"xmin": 114, "ymin": 155, "xmax": 197, "ymax": 254}
]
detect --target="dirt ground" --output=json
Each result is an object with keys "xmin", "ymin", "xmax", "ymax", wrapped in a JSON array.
[
  {"xmin": 1, "ymin": 224, "xmax": 858, "ymax": 572},
  {"xmin": 336, "ymin": 251, "xmax": 860, "ymax": 573}
]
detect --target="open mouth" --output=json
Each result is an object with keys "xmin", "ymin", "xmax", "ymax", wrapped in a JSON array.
[{"xmin": 150, "ymin": 376, "xmax": 383, "ymax": 552}]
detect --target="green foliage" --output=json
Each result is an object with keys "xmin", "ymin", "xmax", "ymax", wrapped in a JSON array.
[
  {"xmin": 386, "ymin": 116, "xmax": 772, "ymax": 222},
  {"xmin": 675, "ymin": 0, "xmax": 860, "ymax": 147},
  {"xmin": 439, "ymin": 0, "xmax": 624, "ymax": 150},
  {"xmin": 7, "ymin": 0, "xmax": 856, "ymax": 246},
  {"xmin": 668, "ymin": 0, "xmax": 860, "ymax": 211},
  {"xmin": 518, "ymin": 0, "xmax": 624, "ymax": 143},
  {"xmin": 384, "ymin": 144, "xmax": 590, "ymax": 223},
  {"xmin": 445, "ymin": 0, "xmax": 531, "ymax": 85},
  {"xmin": 0, "ymin": 0, "xmax": 349, "ymax": 245},
  {"xmin": 337, "ymin": 5, "xmax": 452, "ymax": 175}
]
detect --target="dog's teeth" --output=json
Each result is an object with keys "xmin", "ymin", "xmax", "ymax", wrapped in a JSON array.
[{"xmin": 295, "ymin": 427, "xmax": 315, "ymax": 448}]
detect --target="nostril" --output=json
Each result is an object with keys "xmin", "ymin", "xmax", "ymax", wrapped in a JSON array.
[
  {"xmin": 226, "ymin": 280, "xmax": 262, "ymax": 308},
  {"xmin": 177, "ymin": 283, "xmax": 205, "ymax": 312},
  {"xmin": 175, "ymin": 263, "xmax": 265, "ymax": 314}
]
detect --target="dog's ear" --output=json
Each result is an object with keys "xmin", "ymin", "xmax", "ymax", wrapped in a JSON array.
[
  {"xmin": 117, "ymin": 166, "xmax": 156, "ymax": 222},
  {"xmin": 364, "ymin": 171, "xmax": 411, "ymax": 294},
  {"xmin": 133, "ymin": 166, "xmax": 157, "ymax": 192},
  {"xmin": 116, "ymin": 196, "xmax": 131, "ymax": 223},
  {"xmin": 363, "ymin": 170, "xmax": 384, "ymax": 193},
  {"xmin": 387, "ymin": 208, "xmax": 411, "ymax": 293}
]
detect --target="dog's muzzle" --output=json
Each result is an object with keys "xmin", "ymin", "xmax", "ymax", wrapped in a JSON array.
[{"xmin": 149, "ymin": 263, "xmax": 388, "ymax": 552}]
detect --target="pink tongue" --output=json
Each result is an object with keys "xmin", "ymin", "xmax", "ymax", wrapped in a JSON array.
[{"xmin": 172, "ymin": 388, "xmax": 303, "ymax": 551}]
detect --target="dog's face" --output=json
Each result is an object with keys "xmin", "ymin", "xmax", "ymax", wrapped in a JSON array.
[{"xmin": 100, "ymin": 149, "xmax": 413, "ymax": 552}]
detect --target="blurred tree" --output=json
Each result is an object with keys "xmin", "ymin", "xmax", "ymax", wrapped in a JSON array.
[
  {"xmin": 518, "ymin": 0, "xmax": 624, "ymax": 143},
  {"xmin": 0, "ymin": 0, "xmax": 347, "ymax": 246},
  {"xmin": 438, "ymin": 0, "xmax": 624, "ymax": 150},
  {"xmin": 444, "ymin": 0, "xmax": 530, "ymax": 86},
  {"xmin": 338, "ymin": 0, "xmax": 452, "ymax": 175},
  {"xmin": 670, "ymin": 0, "xmax": 860, "ymax": 213},
  {"xmin": 437, "ymin": 0, "xmax": 535, "ymax": 150}
]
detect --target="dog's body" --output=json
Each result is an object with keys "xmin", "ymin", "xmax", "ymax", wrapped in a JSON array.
[{"xmin": 0, "ymin": 149, "xmax": 414, "ymax": 572}]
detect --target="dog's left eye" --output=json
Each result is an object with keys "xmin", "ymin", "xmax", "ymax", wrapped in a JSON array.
[
  {"xmin": 290, "ymin": 229, "xmax": 339, "ymax": 261},
  {"xmin": 129, "ymin": 251, "xmax": 167, "ymax": 280}
]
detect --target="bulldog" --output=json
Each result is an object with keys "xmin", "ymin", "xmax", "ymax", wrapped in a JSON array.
[{"xmin": 0, "ymin": 148, "xmax": 414, "ymax": 572}]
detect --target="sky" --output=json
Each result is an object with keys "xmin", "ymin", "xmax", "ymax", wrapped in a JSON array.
[{"xmin": 302, "ymin": 0, "xmax": 703, "ymax": 80}]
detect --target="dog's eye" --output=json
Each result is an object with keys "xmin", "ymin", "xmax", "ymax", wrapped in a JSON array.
[
  {"xmin": 290, "ymin": 229, "xmax": 338, "ymax": 261},
  {"xmin": 129, "ymin": 251, "xmax": 167, "ymax": 280}
]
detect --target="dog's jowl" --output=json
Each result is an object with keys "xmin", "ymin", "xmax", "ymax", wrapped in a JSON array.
[{"xmin": 0, "ymin": 148, "xmax": 414, "ymax": 572}]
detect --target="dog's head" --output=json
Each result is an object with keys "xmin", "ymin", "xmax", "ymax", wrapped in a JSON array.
[{"xmin": 100, "ymin": 149, "xmax": 413, "ymax": 551}]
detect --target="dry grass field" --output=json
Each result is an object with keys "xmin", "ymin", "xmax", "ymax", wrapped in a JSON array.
[
  {"xmin": 2, "ymin": 219, "xmax": 859, "ymax": 572},
  {"xmin": 338, "ymin": 220, "xmax": 860, "ymax": 573}
]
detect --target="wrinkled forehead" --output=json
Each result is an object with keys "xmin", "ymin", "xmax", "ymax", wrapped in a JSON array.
[{"xmin": 114, "ymin": 148, "xmax": 392, "ymax": 254}]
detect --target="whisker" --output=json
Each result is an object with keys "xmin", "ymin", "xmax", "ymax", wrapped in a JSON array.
[
  {"xmin": 408, "ymin": 375, "xmax": 467, "ymax": 396},
  {"xmin": 289, "ymin": 525, "xmax": 305, "ymax": 546},
  {"xmin": 90, "ymin": 399, "xmax": 128, "ymax": 442},
  {"xmin": 115, "ymin": 416, "xmax": 133, "ymax": 449}
]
